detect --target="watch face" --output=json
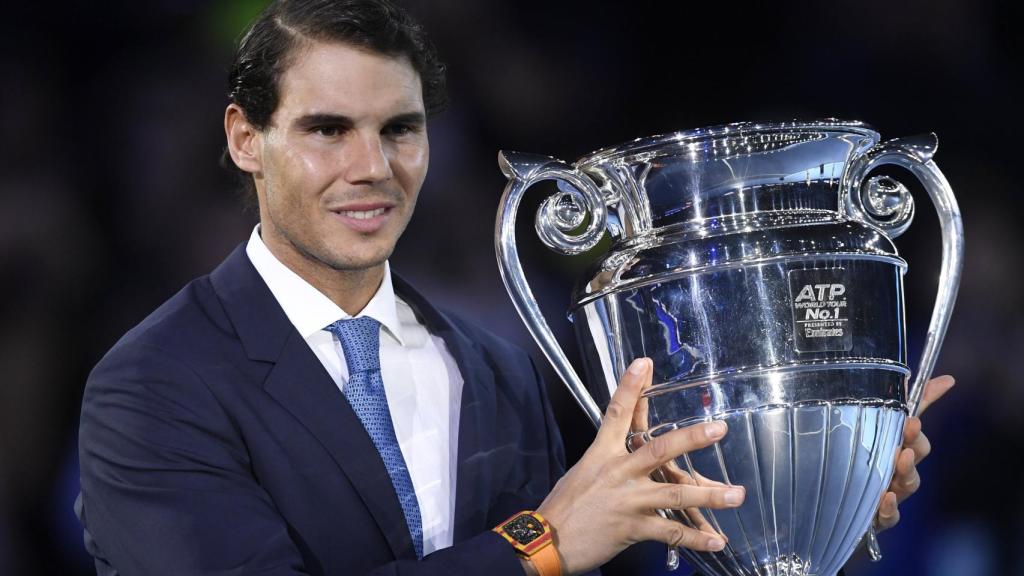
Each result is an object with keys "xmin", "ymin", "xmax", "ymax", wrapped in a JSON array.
[{"xmin": 503, "ymin": 514, "xmax": 545, "ymax": 545}]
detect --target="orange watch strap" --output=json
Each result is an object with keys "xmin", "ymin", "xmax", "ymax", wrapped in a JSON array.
[{"xmin": 525, "ymin": 540, "xmax": 561, "ymax": 576}]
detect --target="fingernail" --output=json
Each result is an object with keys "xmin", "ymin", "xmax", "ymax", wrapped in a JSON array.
[
  {"xmin": 707, "ymin": 537, "xmax": 725, "ymax": 551},
  {"xmin": 628, "ymin": 358, "xmax": 649, "ymax": 375},
  {"xmin": 705, "ymin": 421, "xmax": 726, "ymax": 439},
  {"xmin": 724, "ymin": 488, "xmax": 744, "ymax": 506}
]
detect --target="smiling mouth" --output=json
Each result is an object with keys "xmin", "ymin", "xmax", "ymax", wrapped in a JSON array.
[
  {"xmin": 328, "ymin": 204, "xmax": 394, "ymax": 233},
  {"xmin": 338, "ymin": 207, "xmax": 387, "ymax": 219}
]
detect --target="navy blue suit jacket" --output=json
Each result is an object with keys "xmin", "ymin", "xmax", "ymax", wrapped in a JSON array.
[{"xmin": 77, "ymin": 245, "xmax": 567, "ymax": 575}]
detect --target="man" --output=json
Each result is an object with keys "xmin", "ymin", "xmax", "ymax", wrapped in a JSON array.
[{"xmin": 76, "ymin": 1, "xmax": 951, "ymax": 575}]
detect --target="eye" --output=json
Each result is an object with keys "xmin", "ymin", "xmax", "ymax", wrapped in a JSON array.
[
  {"xmin": 383, "ymin": 123, "xmax": 419, "ymax": 137},
  {"xmin": 314, "ymin": 125, "xmax": 344, "ymax": 137}
]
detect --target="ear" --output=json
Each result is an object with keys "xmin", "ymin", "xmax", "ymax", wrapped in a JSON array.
[{"xmin": 224, "ymin": 103, "xmax": 263, "ymax": 175}]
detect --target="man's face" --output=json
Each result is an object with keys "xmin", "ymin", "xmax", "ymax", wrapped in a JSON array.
[{"xmin": 254, "ymin": 41, "xmax": 428, "ymax": 276}]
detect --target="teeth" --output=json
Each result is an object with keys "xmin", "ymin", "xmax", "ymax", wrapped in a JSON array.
[{"xmin": 341, "ymin": 208, "xmax": 386, "ymax": 220}]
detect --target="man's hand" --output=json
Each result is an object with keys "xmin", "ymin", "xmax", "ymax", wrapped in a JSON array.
[
  {"xmin": 875, "ymin": 374, "xmax": 956, "ymax": 532},
  {"xmin": 536, "ymin": 358, "xmax": 745, "ymax": 574}
]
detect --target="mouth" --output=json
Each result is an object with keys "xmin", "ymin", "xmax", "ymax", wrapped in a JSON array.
[
  {"xmin": 337, "ymin": 207, "xmax": 387, "ymax": 220},
  {"xmin": 328, "ymin": 202, "xmax": 395, "ymax": 233}
]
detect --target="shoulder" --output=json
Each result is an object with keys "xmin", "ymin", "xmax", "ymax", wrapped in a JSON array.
[
  {"xmin": 79, "ymin": 268, "xmax": 256, "ymax": 473},
  {"xmin": 94, "ymin": 273, "xmax": 235, "ymax": 375},
  {"xmin": 83, "ymin": 265, "xmax": 256, "ymax": 422},
  {"xmin": 78, "ymin": 272, "xmax": 250, "ymax": 470}
]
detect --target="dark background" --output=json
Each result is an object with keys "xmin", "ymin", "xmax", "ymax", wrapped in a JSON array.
[{"xmin": 1, "ymin": 1, "xmax": 1020, "ymax": 574}]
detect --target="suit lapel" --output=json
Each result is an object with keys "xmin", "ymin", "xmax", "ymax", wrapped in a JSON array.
[
  {"xmin": 262, "ymin": 332, "xmax": 415, "ymax": 559},
  {"xmin": 210, "ymin": 245, "xmax": 414, "ymax": 559},
  {"xmin": 391, "ymin": 275, "xmax": 498, "ymax": 542}
]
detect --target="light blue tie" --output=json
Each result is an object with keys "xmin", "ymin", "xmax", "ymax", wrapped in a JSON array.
[{"xmin": 325, "ymin": 317, "xmax": 424, "ymax": 558}]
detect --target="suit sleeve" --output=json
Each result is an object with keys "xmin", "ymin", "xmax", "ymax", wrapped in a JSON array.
[{"xmin": 78, "ymin": 342, "xmax": 532, "ymax": 576}]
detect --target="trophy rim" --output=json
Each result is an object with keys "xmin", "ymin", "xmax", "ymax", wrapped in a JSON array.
[{"xmin": 576, "ymin": 118, "xmax": 881, "ymax": 167}]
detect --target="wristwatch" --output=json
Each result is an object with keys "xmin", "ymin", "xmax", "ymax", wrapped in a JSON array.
[{"xmin": 493, "ymin": 510, "xmax": 561, "ymax": 576}]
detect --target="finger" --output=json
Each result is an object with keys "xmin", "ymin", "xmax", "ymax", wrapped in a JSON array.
[
  {"xmin": 902, "ymin": 419, "xmax": 932, "ymax": 464},
  {"xmin": 916, "ymin": 375, "xmax": 955, "ymax": 416},
  {"xmin": 662, "ymin": 464, "xmax": 730, "ymax": 489},
  {"xmin": 890, "ymin": 448, "xmax": 920, "ymax": 501},
  {"xmin": 876, "ymin": 491, "xmax": 900, "ymax": 532},
  {"xmin": 691, "ymin": 469, "xmax": 731, "ymax": 488},
  {"xmin": 637, "ymin": 515, "xmax": 727, "ymax": 552},
  {"xmin": 625, "ymin": 420, "xmax": 727, "ymax": 477},
  {"xmin": 595, "ymin": 358, "xmax": 652, "ymax": 449},
  {"xmin": 643, "ymin": 482, "xmax": 745, "ymax": 512},
  {"xmin": 684, "ymin": 506, "xmax": 719, "ymax": 535},
  {"xmin": 902, "ymin": 417, "xmax": 922, "ymax": 446},
  {"xmin": 631, "ymin": 374, "xmax": 652, "ymax": 435},
  {"xmin": 661, "ymin": 458, "xmax": 692, "ymax": 483}
]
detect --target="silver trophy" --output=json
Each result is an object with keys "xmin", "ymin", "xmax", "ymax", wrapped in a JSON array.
[{"xmin": 495, "ymin": 120, "xmax": 963, "ymax": 576}]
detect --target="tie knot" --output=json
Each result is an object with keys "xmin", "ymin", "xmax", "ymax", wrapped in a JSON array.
[{"xmin": 325, "ymin": 317, "xmax": 381, "ymax": 373}]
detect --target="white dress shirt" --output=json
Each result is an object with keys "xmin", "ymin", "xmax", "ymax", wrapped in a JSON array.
[{"xmin": 245, "ymin": 226, "xmax": 463, "ymax": 555}]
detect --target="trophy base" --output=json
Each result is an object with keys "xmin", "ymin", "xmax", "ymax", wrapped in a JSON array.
[
  {"xmin": 756, "ymin": 555, "xmax": 809, "ymax": 576},
  {"xmin": 680, "ymin": 550, "xmax": 821, "ymax": 575},
  {"xmin": 755, "ymin": 555, "xmax": 810, "ymax": 576}
]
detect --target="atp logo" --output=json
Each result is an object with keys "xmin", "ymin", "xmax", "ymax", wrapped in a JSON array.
[
  {"xmin": 794, "ymin": 283, "xmax": 847, "ymax": 320},
  {"xmin": 788, "ymin": 267, "xmax": 853, "ymax": 352}
]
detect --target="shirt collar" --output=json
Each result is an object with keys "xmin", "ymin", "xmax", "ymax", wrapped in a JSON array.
[{"xmin": 245, "ymin": 225, "xmax": 405, "ymax": 345}]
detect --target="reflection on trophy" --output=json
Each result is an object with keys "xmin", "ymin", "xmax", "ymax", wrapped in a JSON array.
[{"xmin": 495, "ymin": 121, "xmax": 963, "ymax": 575}]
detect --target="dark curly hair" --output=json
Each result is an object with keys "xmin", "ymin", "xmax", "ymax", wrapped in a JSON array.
[{"xmin": 221, "ymin": 0, "xmax": 447, "ymax": 210}]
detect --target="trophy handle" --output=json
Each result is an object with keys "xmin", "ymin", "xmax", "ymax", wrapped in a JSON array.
[
  {"xmin": 842, "ymin": 133, "xmax": 965, "ymax": 561},
  {"xmin": 496, "ymin": 150, "xmax": 683, "ymax": 572},
  {"xmin": 495, "ymin": 150, "xmax": 609, "ymax": 429}
]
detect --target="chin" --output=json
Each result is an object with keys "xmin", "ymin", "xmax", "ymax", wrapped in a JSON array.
[{"xmin": 321, "ymin": 247, "xmax": 393, "ymax": 272}]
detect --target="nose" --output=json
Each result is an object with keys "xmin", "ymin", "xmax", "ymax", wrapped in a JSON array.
[{"xmin": 344, "ymin": 131, "xmax": 393, "ymax": 183}]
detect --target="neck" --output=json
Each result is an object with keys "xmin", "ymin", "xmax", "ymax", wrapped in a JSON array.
[
  {"xmin": 261, "ymin": 233, "xmax": 385, "ymax": 316},
  {"xmin": 308, "ymin": 264, "xmax": 384, "ymax": 316}
]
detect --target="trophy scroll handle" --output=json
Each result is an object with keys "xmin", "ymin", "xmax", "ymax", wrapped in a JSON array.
[
  {"xmin": 495, "ymin": 151, "xmax": 683, "ymax": 571},
  {"xmin": 842, "ymin": 133, "xmax": 965, "ymax": 561},
  {"xmin": 495, "ymin": 150, "xmax": 609, "ymax": 428}
]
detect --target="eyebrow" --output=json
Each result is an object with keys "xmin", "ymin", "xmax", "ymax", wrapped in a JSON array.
[{"xmin": 292, "ymin": 111, "xmax": 427, "ymax": 130}]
